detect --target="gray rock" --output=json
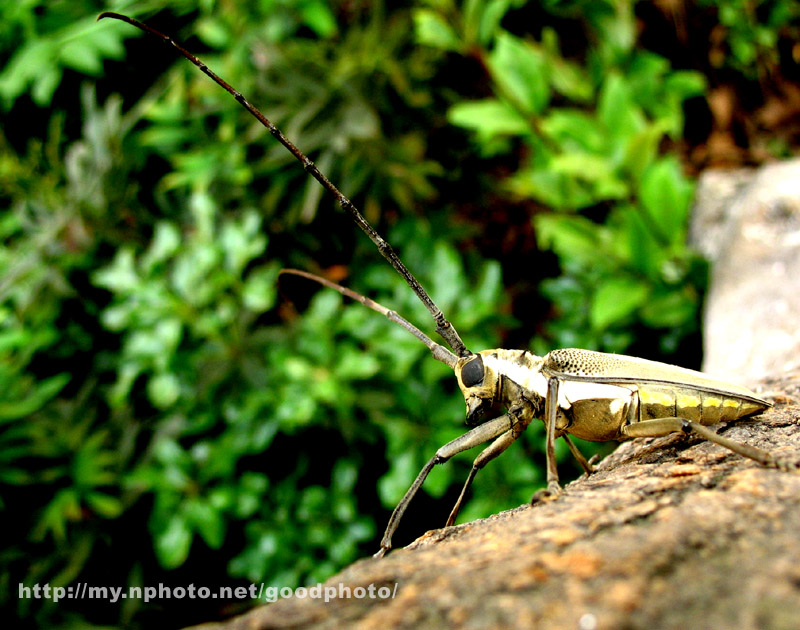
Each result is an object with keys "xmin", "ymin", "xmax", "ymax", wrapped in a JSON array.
[{"xmin": 690, "ymin": 159, "xmax": 800, "ymax": 383}]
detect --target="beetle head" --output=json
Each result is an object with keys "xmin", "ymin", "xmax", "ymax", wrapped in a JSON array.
[{"xmin": 455, "ymin": 351, "xmax": 501, "ymax": 426}]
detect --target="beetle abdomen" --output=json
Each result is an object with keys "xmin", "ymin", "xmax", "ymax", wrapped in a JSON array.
[{"xmin": 638, "ymin": 384, "xmax": 768, "ymax": 425}]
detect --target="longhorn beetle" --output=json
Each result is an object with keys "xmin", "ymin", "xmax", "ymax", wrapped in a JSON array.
[{"xmin": 99, "ymin": 13, "xmax": 796, "ymax": 559}]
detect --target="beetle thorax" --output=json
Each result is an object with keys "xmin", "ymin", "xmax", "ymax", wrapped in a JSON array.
[{"xmin": 482, "ymin": 349, "xmax": 548, "ymax": 400}]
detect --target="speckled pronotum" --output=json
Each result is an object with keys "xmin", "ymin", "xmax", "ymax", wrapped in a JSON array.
[{"xmin": 99, "ymin": 12, "xmax": 795, "ymax": 559}]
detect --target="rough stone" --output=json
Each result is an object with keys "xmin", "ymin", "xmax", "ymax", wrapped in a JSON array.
[{"xmin": 691, "ymin": 160, "xmax": 800, "ymax": 382}]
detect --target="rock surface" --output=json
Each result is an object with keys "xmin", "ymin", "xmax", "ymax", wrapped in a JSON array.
[
  {"xmin": 189, "ymin": 383, "xmax": 800, "ymax": 630},
  {"xmin": 691, "ymin": 160, "xmax": 800, "ymax": 383}
]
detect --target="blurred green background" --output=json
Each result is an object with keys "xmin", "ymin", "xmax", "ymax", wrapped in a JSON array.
[{"xmin": 2, "ymin": 0, "xmax": 798, "ymax": 627}]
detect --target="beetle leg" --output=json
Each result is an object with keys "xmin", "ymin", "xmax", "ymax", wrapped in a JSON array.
[
  {"xmin": 445, "ymin": 403, "xmax": 535, "ymax": 526},
  {"xmin": 562, "ymin": 434, "xmax": 595, "ymax": 476},
  {"xmin": 445, "ymin": 428, "xmax": 523, "ymax": 527},
  {"xmin": 532, "ymin": 376, "xmax": 563, "ymax": 504},
  {"xmin": 375, "ymin": 413, "xmax": 515, "ymax": 558},
  {"xmin": 621, "ymin": 417, "xmax": 799, "ymax": 471}
]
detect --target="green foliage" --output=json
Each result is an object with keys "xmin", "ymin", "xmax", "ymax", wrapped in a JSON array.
[
  {"xmin": 427, "ymin": 2, "xmax": 708, "ymax": 354},
  {"xmin": 0, "ymin": 82, "xmax": 138, "ymax": 622},
  {"xmin": 2, "ymin": 3, "xmax": 507, "ymax": 627},
  {"xmin": 0, "ymin": 2, "xmax": 131, "ymax": 108},
  {"xmin": 699, "ymin": 0, "xmax": 800, "ymax": 78}
]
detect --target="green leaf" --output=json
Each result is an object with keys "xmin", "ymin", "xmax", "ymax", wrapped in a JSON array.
[
  {"xmin": 155, "ymin": 514, "xmax": 193, "ymax": 569},
  {"xmin": 598, "ymin": 73, "xmax": 644, "ymax": 144},
  {"xmin": 221, "ymin": 211, "xmax": 267, "ymax": 275},
  {"xmin": 541, "ymin": 28, "xmax": 594, "ymax": 103},
  {"xmin": 32, "ymin": 67, "xmax": 62, "ymax": 106},
  {"xmin": 0, "ymin": 373, "xmax": 70, "ymax": 421},
  {"xmin": 196, "ymin": 18, "xmax": 232, "ymax": 47},
  {"xmin": 334, "ymin": 347, "xmax": 381, "ymax": 380},
  {"xmin": 620, "ymin": 203, "xmax": 662, "ymax": 277},
  {"xmin": 664, "ymin": 71, "xmax": 706, "ymax": 100},
  {"xmin": 93, "ymin": 247, "xmax": 139, "ymax": 293},
  {"xmin": 640, "ymin": 289, "xmax": 697, "ymax": 328},
  {"xmin": 591, "ymin": 277, "xmax": 649, "ymax": 330},
  {"xmin": 467, "ymin": 0, "xmax": 513, "ymax": 46},
  {"xmin": 413, "ymin": 9, "xmax": 461, "ymax": 52},
  {"xmin": 549, "ymin": 152, "xmax": 628, "ymax": 201},
  {"xmin": 143, "ymin": 222, "xmax": 181, "ymax": 270},
  {"xmin": 299, "ymin": 0, "xmax": 338, "ymax": 38},
  {"xmin": 448, "ymin": 99, "xmax": 531, "ymax": 140},
  {"xmin": 638, "ymin": 157, "xmax": 694, "ymax": 246},
  {"xmin": 0, "ymin": 39, "xmax": 58, "ymax": 106},
  {"xmin": 187, "ymin": 499, "xmax": 226, "ymax": 549},
  {"xmin": 535, "ymin": 214, "xmax": 602, "ymax": 265},
  {"xmin": 33, "ymin": 489, "xmax": 80, "ymax": 542},
  {"xmin": 147, "ymin": 372, "xmax": 181, "ymax": 409},
  {"xmin": 85, "ymin": 492, "xmax": 123, "ymax": 518},
  {"xmin": 59, "ymin": 39, "xmax": 104, "ymax": 75},
  {"xmin": 541, "ymin": 109, "xmax": 604, "ymax": 153},
  {"xmin": 509, "ymin": 165, "xmax": 601, "ymax": 209},
  {"xmin": 488, "ymin": 32, "xmax": 549, "ymax": 114},
  {"xmin": 242, "ymin": 265, "xmax": 279, "ymax": 312},
  {"xmin": 620, "ymin": 122, "xmax": 667, "ymax": 181},
  {"xmin": 590, "ymin": 1, "xmax": 636, "ymax": 58}
]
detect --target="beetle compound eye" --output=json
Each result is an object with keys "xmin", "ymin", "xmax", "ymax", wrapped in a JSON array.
[{"xmin": 461, "ymin": 356, "xmax": 484, "ymax": 387}]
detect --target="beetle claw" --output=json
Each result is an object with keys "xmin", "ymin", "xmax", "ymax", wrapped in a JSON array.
[
  {"xmin": 530, "ymin": 484, "xmax": 562, "ymax": 505},
  {"xmin": 774, "ymin": 456, "xmax": 800, "ymax": 472}
]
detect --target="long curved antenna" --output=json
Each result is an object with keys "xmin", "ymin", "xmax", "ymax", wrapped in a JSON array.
[
  {"xmin": 280, "ymin": 269, "xmax": 458, "ymax": 369},
  {"xmin": 98, "ymin": 11, "xmax": 471, "ymax": 359}
]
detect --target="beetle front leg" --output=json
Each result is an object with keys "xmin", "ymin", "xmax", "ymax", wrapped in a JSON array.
[
  {"xmin": 444, "ymin": 430, "xmax": 515, "ymax": 528},
  {"xmin": 531, "ymin": 376, "xmax": 563, "ymax": 504},
  {"xmin": 374, "ymin": 413, "xmax": 515, "ymax": 558},
  {"xmin": 444, "ymin": 420, "xmax": 530, "ymax": 527},
  {"xmin": 445, "ymin": 406, "xmax": 534, "ymax": 527}
]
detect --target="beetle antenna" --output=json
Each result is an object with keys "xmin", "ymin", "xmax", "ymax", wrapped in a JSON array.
[
  {"xmin": 98, "ymin": 11, "xmax": 471, "ymax": 358},
  {"xmin": 280, "ymin": 269, "xmax": 458, "ymax": 369}
]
